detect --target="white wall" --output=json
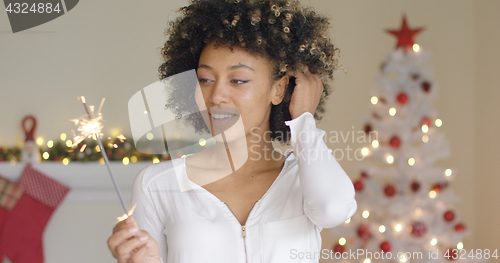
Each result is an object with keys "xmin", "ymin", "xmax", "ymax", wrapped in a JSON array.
[{"xmin": 1, "ymin": 0, "xmax": 498, "ymax": 262}]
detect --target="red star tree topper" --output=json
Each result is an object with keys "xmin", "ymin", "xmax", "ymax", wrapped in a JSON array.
[{"xmin": 386, "ymin": 15, "xmax": 424, "ymax": 53}]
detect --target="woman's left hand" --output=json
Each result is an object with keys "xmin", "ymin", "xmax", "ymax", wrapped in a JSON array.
[{"xmin": 286, "ymin": 66, "xmax": 324, "ymax": 120}]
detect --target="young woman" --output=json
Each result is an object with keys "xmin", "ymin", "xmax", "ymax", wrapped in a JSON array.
[{"xmin": 108, "ymin": 0, "xmax": 357, "ymax": 262}]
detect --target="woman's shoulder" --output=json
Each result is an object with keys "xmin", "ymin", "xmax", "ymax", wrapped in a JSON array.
[{"xmin": 134, "ymin": 158, "xmax": 185, "ymax": 189}]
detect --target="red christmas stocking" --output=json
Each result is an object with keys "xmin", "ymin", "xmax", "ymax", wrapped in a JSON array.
[
  {"xmin": 0, "ymin": 175, "xmax": 25, "ymax": 263},
  {"xmin": 0, "ymin": 165, "xmax": 70, "ymax": 263}
]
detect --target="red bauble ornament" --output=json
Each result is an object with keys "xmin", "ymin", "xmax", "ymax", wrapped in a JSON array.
[
  {"xmin": 364, "ymin": 124, "xmax": 372, "ymax": 135},
  {"xmin": 444, "ymin": 210, "xmax": 455, "ymax": 222},
  {"xmin": 354, "ymin": 180, "xmax": 364, "ymax": 191},
  {"xmin": 357, "ymin": 224, "xmax": 372, "ymax": 239},
  {"xmin": 432, "ymin": 183, "xmax": 443, "ymax": 193},
  {"xmin": 411, "ymin": 181, "xmax": 421, "ymax": 192},
  {"xmin": 389, "ymin": 136, "xmax": 401, "ymax": 149},
  {"xmin": 384, "ymin": 185, "xmax": 396, "ymax": 197},
  {"xmin": 380, "ymin": 241, "xmax": 391, "ymax": 252},
  {"xmin": 410, "ymin": 221, "xmax": 427, "ymax": 237},
  {"xmin": 333, "ymin": 244, "xmax": 344, "ymax": 254},
  {"xmin": 446, "ymin": 248, "xmax": 458, "ymax": 260},
  {"xmin": 421, "ymin": 81, "xmax": 432, "ymax": 93},
  {"xmin": 361, "ymin": 171, "xmax": 369, "ymax": 180},
  {"xmin": 454, "ymin": 223, "xmax": 465, "ymax": 232},
  {"xmin": 397, "ymin": 92, "xmax": 408, "ymax": 104},
  {"xmin": 54, "ymin": 156, "xmax": 60, "ymax": 162},
  {"xmin": 421, "ymin": 117, "xmax": 432, "ymax": 127}
]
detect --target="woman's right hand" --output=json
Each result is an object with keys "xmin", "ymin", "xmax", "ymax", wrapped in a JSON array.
[{"xmin": 107, "ymin": 216, "xmax": 161, "ymax": 263}]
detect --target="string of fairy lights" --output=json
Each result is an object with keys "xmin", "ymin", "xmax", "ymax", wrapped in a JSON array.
[{"xmin": 0, "ymin": 131, "xmax": 207, "ymax": 166}]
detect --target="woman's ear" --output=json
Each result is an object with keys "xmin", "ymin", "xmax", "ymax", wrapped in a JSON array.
[{"xmin": 271, "ymin": 75, "xmax": 290, "ymax": 105}]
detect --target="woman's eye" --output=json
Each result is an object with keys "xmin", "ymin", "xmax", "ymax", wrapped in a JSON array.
[
  {"xmin": 231, "ymin": 79, "xmax": 249, "ymax": 85},
  {"xmin": 198, "ymin": 78, "xmax": 212, "ymax": 84}
]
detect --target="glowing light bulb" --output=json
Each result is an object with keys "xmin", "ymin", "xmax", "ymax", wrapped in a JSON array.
[
  {"xmin": 430, "ymin": 238, "xmax": 437, "ymax": 246},
  {"xmin": 199, "ymin": 138, "xmax": 207, "ymax": 146},
  {"xmin": 399, "ymin": 256, "xmax": 407, "ymax": 262},
  {"xmin": 36, "ymin": 137, "xmax": 44, "ymax": 146},
  {"xmin": 99, "ymin": 158, "xmax": 105, "ymax": 165},
  {"xmin": 62, "ymin": 158, "xmax": 70, "ymax": 165},
  {"xmin": 422, "ymin": 135, "xmax": 429, "ymax": 143},
  {"xmin": 415, "ymin": 207, "xmax": 422, "ymax": 215},
  {"xmin": 143, "ymin": 110, "xmax": 148, "ymax": 114},
  {"xmin": 60, "ymin": 133, "xmax": 67, "ymax": 140},
  {"xmin": 361, "ymin": 147, "xmax": 369, "ymax": 156},
  {"xmin": 362, "ymin": 210, "xmax": 370, "ymax": 218},
  {"xmin": 47, "ymin": 140, "xmax": 54, "ymax": 148},
  {"xmin": 153, "ymin": 157, "xmax": 160, "ymax": 164},
  {"xmin": 146, "ymin": 132, "xmax": 154, "ymax": 141},
  {"xmin": 122, "ymin": 157, "xmax": 130, "ymax": 165},
  {"xmin": 413, "ymin": 44, "xmax": 420, "ymax": 52},
  {"xmin": 435, "ymin": 119, "xmax": 443, "ymax": 127},
  {"xmin": 131, "ymin": 156, "xmax": 138, "ymax": 163},
  {"xmin": 422, "ymin": 125, "xmax": 429, "ymax": 133},
  {"xmin": 65, "ymin": 140, "xmax": 73, "ymax": 148},
  {"xmin": 386, "ymin": 154, "xmax": 394, "ymax": 164},
  {"xmin": 371, "ymin": 96, "xmax": 378, "ymax": 105},
  {"xmin": 95, "ymin": 145, "xmax": 101, "ymax": 152},
  {"xmin": 457, "ymin": 242, "xmax": 463, "ymax": 250},
  {"xmin": 345, "ymin": 218, "xmax": 351, "ymax": 224},
  {"xmin": 408, "ymin": 158, "xmax": 415, "ymax": 166},
  {"xmin": 395, "ymin": 224, "xmax": 402, "ymax": 232},
  {"xmin": 339, "ymin": 237, "xmax": 346, "ymax": 246},
  {"xmin": 429, "ymin": 190, "xmax": 437, "ymax": 199},
  {"xmin": 379, "ymin": 225, "xmax": 386, "ymax": 233},
  {"xmin": 364, "ymin": 259, "xmax": 371, "ymax": 263},
  {"xmin": 389, "ymin": 107, "xmax": 397, "ymax": 116},
  {"xmin": 445, "ymin": 169, "xmax": 452, "ymax": 177},
  {"xmin": 372, "ymin": 140, "xmax": 379, "ymax": 148},
  {"xmin": 42, "ymin": 152, "xmax": 50, "ymax": 160}
]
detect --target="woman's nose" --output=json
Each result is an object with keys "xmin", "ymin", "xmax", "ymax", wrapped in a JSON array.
[{"xmin": 209, "ymin": 80, "xmax": 230, "ymax": 105}]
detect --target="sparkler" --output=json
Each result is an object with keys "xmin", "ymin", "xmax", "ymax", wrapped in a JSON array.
[{"xmin": 72, "ymin": 96, "xmax": 133, "ymax": 220}]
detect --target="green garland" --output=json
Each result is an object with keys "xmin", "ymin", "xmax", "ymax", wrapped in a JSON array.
[{"xmin": 0, "ymin": 137, "xmax": 201, "ymax": 163}]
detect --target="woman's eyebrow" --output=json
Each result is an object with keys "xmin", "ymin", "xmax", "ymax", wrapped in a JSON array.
[
  {"xmin": 197, "ymin": 64, "xmax": 255, "ymax": 71},
  {"xmin": 229, "ymin": 64, "xmax": 254, "ymax": 71},
  {"xmin": 198, "ymin": 64, "xmax": 212, "ymax": 70}
]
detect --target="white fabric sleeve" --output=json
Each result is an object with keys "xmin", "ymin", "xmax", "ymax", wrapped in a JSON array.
[
  {"xmin": 131, "ymin": 166, "xmax": 168, "ymax": 262},
  {"xmin": 285, "ymin": 111, "xmax": 357, "ymax": 229}
]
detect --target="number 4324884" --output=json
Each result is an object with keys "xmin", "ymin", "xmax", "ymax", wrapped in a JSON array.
[
  {"xmin": 6, "ymin": 3, "xmax": 61, "ymax": 14},
  {"xmin": 445, "ymin": 249, "xmax": 498, "ymax": 260}
]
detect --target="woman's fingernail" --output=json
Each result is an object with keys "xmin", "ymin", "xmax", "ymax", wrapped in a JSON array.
[
  {"xmin": 128, "ymin": 228, "xmax": 138, "ymax": 233},
  {"xmin": 139, "ymin": 235, "xmax": 149, "ymax": 242}
]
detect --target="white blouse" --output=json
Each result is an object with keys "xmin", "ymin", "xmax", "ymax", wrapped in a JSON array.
[{"xmin": 131, "ymin": 111, "xmax": 357, "ymax": 263}]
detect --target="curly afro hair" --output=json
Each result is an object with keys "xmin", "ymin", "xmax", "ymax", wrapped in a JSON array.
[{"xmin": 159, "ymin": 0, "xmax": 340, "ymax": 144}]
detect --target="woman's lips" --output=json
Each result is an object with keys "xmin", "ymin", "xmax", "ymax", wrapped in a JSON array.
[{"xmin": 210, "ymin": 113, "xmax": 237, "ymax": 127}]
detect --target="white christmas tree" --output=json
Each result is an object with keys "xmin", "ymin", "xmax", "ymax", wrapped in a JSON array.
[{"xmin": 329, "ymin": 16, "xmax": 492, "ymax": 263}]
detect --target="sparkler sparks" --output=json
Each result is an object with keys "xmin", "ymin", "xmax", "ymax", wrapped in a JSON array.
[{"xmin": 72, "ymin": 96, "xmax": 131, "ymax": 216}]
